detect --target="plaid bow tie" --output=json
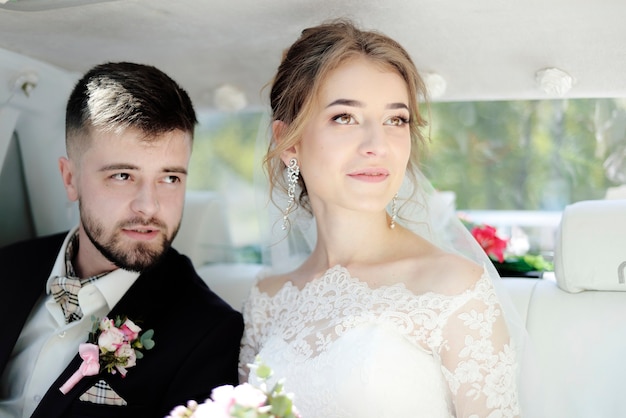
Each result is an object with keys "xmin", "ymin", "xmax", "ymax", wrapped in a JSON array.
[{"xmin": 50, "ymin": 275, "xmax": 84, "ymax": 323}]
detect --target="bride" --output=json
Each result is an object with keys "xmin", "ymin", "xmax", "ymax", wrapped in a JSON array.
[{"xmin": 240, "ymin": 19, "xmax": 529, "ymax": 418}]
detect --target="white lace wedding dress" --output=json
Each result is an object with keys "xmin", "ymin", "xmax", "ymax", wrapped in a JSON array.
[
  {"xmin": 241, "ymin": 266, "xmax": 519, "ymax": 418},
  {"xmin": 240, "ymin": 265, "xmax": 520, "ymax": 418}
]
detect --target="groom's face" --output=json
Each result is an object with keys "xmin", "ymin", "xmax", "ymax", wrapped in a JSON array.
[{"xmin": 60, "ymin": 126, "xmax": 191, "ymax": 274}]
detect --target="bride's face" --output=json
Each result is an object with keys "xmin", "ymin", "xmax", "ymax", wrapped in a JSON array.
[{"xmin": 285, "ymin": 56, "xmax": 411, "ymax": 215}]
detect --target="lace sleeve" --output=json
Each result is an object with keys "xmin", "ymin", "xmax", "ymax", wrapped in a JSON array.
[
  {"xmin": 238, "ymin": 287, "xmax": 263, "ymax": 383},
  {"xmin": 439, "ymin": 275, "xmax": 520, "ymax": 418}
]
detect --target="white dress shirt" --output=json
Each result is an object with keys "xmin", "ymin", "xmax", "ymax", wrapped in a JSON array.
[{"xmin": 0, "ymin": 227, "xmax": 139, "ymax": 418}]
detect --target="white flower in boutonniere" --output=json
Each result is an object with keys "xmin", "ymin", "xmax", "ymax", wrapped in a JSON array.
[{"xmin": 59, "ymin": 315, "xmax": 155, "ymax": 394}]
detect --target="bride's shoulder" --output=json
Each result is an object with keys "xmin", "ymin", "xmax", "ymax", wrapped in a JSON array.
[
  {"xmin": 400, "ymin": 241, "xmax": 485, "ymax": 296},
  {"xmin": 255, "ymin": 271, "xmax": 293, "ymax": 297}
]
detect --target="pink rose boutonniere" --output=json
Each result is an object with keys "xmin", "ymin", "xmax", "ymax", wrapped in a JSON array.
[{"xmin": 59, "ymin": 315, "xmax": 155, "ymax": 394}]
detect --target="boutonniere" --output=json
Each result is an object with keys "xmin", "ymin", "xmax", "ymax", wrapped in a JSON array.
[{"xmin": 59, "ymin": 315, "xmax": 155, "ymax": 394}]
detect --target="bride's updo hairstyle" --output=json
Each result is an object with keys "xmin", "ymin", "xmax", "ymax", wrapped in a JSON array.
[{"xmin": 265, "ymin": 19, "xmax": 429, "ymax": 214}]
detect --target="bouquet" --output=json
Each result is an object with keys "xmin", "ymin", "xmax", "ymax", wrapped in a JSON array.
[{"xmin": 166, "ymin": 357, "xmax": 300, "ymax": 418}]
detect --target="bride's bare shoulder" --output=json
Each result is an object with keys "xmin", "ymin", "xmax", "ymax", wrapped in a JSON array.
[
  {"xmin": 256, "ymin": 271, "xmax": 293, "ymax": 296},
  {"xmin": 427, "ymin": 251, "xmax": 485, "ymax": 294},
  {"xmin": 400, "ymin": 238, "xmax": 485, "ymax": 296}
]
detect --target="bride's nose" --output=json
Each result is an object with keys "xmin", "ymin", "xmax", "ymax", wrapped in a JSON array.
[{"xmin": 358, "ymin": 123, "xmax": 389, "ymax": 156}]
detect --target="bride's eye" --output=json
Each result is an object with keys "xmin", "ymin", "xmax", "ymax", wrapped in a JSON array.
[
  {"xmin": 385, "ymin": 115, "xmax": 410, "ymax": 126},
  {"xmin": 332, "ymin": 113, "xmax": 355, "ymax": 125}
]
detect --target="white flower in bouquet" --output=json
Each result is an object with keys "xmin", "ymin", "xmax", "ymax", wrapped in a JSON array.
[{"xmin": 166, "ymin": 357, "xmax": 300, "ymax": 418}]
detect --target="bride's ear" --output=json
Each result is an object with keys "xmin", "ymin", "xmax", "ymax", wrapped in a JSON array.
[
  {"xmin": 272, "ymin": 120, "xmax": 287, "ymax": 143},
  {"xmin": 272, "ymin": 120, "xmax": 297, "ymax": 165}
]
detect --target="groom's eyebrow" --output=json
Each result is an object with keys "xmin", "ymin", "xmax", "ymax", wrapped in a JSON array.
[{"xmin": 99, "ymin": 163, "xmax": 188, "ymax": 175}]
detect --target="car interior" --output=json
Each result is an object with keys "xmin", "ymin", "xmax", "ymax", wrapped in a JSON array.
[{"xmin": 1, "ymin": 1, "xmax": 626, "ymax": 416}]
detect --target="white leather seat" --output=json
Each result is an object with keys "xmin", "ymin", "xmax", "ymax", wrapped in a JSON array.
[
  {"xmin": 503, "ymin": 199, "xmax": 626, "ymax": 417},
  {"xmin": 174, "ymin": 190, "xmax": 262, "ymax": 310},
  {"xmin": 173, "ymin": 190, "xmax": 235, "ymax": 267}
]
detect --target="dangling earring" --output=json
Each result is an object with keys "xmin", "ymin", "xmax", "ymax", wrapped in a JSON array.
[
  {"xmin": 389, "ymin": 193, "xmax": 398, "ymax": 229},
  {"xmin": 282, "ymin": 158, "xmax": 300, "ymax": 230}
]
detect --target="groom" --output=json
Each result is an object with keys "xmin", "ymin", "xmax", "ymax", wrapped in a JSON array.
[{"xmin": 0, "ymin": 62, "xmax": 243, "ymax": 417}]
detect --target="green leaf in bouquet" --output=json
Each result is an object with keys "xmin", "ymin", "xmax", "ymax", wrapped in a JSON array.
[
  {"xmin": 255, "ymin": 362, "xmax": 273, "ymax": 380},
  {"xmin": 270, "ymin": 394, "xmax": 295, "ymax": 417}
]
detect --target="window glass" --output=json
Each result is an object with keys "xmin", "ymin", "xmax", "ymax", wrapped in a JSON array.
[
  {"xmin": 424, "ymin": 99, "xmax": 626, "ymax": 210},
  {"xmin": 424, "ymin": 98, "xmax": 626, "ymax": 258},
  {"xmin": 188, "ymin": 111, "xmax": 264, "ymax": 261}
]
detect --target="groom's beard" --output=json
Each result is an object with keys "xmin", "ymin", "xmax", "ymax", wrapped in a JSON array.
[{"xmin": 80, "ymin": 205, "xmax": 180, "ymax": 272}]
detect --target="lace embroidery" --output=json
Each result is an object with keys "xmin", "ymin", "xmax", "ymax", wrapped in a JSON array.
[{"xmin": 241, "ymin": 265, "xmax": 520, "ymax": 417}]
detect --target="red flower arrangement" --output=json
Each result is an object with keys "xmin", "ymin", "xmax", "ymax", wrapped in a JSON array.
[
  {"xmin": 470, "ymin": 224, "xmax": 508, "ymax": 263},
  {"xmin": 466, "ymin": 221, "xmax": 553, "ymax": 277}
]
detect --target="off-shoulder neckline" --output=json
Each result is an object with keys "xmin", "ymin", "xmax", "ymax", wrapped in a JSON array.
[{"xmin": 255, "ymin": 264, "xmax": 490, "ymax": 300}]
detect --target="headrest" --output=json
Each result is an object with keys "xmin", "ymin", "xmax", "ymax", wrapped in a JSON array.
[
  {"xmin": 554, "ymin": 199, "xmax": 626, "ymax": 293},
  {"xmin": 172, "ymin": 191, "xmax": 234, "ymax": 267}
]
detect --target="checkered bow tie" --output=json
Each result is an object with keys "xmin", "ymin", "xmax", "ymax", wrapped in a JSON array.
[{"xmin": 50, "ymin": 275, "xmax": 84, "ymax": 323}]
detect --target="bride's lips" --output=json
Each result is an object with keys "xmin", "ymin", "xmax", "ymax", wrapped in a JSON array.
[{"xmin": 347, "ymin": 168, "xmax": 390, "ymax": 183}]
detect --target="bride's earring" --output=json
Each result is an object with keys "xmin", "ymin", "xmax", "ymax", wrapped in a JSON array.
[
  {"xmin": 282, "ymin": 158, "xmax": 300, "ymax": 230},
  {"xmin": 389, "ymin": 193, "xmax": 398, "ymax": 229}
]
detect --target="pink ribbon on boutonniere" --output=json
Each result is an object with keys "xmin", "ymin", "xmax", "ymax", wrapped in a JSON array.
[{"xmin": 59, "ymin": 343, "xmax": 100, "ymax": 394}]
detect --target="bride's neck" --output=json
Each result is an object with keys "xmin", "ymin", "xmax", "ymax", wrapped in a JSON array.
[{"xmin": 310, "ymin": 215, "xmax": 400, "ymax": 270}]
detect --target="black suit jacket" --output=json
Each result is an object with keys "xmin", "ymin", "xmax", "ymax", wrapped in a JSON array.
[{"xmin": 1, "ymin": 232, "xmax": 244, "ymax": 417}]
